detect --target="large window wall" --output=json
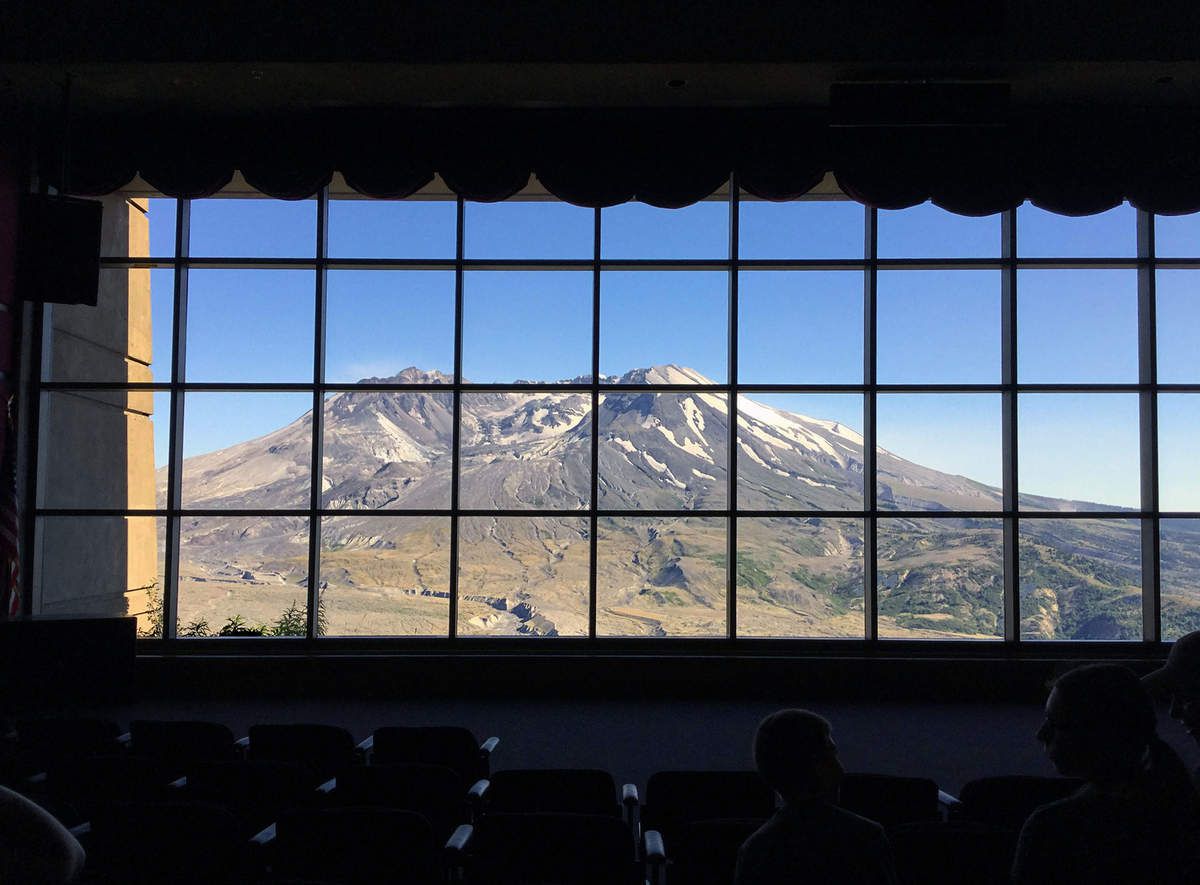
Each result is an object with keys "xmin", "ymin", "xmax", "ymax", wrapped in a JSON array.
[{"xmin": 31, "ymin": 178, "xmax": 1200, "ymax": 643}]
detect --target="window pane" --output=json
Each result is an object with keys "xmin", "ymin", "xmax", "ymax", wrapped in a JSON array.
[
  {"xmin": 185, "ymin": 269, "xmax": 315, "ymax": 382},
  {"xmin": 146, "ymin": 197, "xmax": 177, "ymax": 257},
  {"xmin": 877, "ymin": 271, "xmax": 999, "ymax": 383},
  {"xmin": 463, "ymin": 271, "xmax": 592, "ymax": 383},
  {"xmin": 601, "ymin": 271, "xmax": 727, "ymax": 383},
  {"xmin": 737, "ymin": 271, "xmax": 862, "ymax": 384},
  {"xmin": 35, "ymin": 516, "xmax": 165, "ymax": 637},
  {"xmin": 598, "ymin": 392, "xmax": 727, "ymax": 510},
  {"xmin": 456, "ymin": 516, "xmax": 589, "ymax": 637},
  {"xmin": 877, "ymin": 203, "xmax": 1000, "ymax": 258},
  {"xmin": 460, "ymin": 392, "xmax": 591, "ymax": 510},
  {"xmin": 177, "ymin": 516, "xmax": 311, "ymax": 636},
  {"xmin": 153, "ymin": 391, "xmax": 171, "ymax": 477},
  {"xmin": 1158, "ymin": 394, "xmax": 1200, "ymax": 512},
  {"xmin": 736, "ymin": 516, "xmax": 864, "ymax": 637},
  {"xmin": 738, "ymin": 199, "xmax": 864, "ymax": 259},
  {"xmin": 877, "ymin": 518, "xmax": 1004, "ymax": 639},
  {"xmin": 1019, "ymin": 518, "xmax": 1141, "ymax": 640},
  {"xmin": 1017, "ymin": 270, "xmax": 1137, "ymax": 383},
  {"xmin": 736, "ymin": 393, "xmax": 863, "ymax": 511},
  {"xmin": 326, "ymin": 271, "xmax": 454, "ymax": 383},
  {"xmin": 328, "ymin": 199, "xmax": 456, "ymax": 259},
  {"xmin": 602, "ymin": 201, "xmax": 728, "ymax": 259},
  {"xmin": 189, "ymin": 198, "xmax": 317, "ymax": 258},
  {"xmin": 1156, "ymin": 270, "xmax": 1200, "ymax": 383},
  {"xmin": 465, "ymin": 200, "xmax": 593, "ymax": 259},
  {"xmin": 596, "ymin": 516, "xmax": 726, "ymax": 637},
  {"xmin": 1161, "ymin": 519, "xmax": 1200, "ymax": 640},
  {"xmin": 1018, "ymin": 394, "xmax": 1140, "ymax": 511},
  {"xmin": 1153, "ymin": 213, "xmax": 1200, "ymax": 259},
  {"xmin": 323, "ymin": 389, "xmax": 453, "ymax": 511},
  {"xmin": 320, "ymin": 516, "xmax": 450, "ymax": 636},
  {"xmin": 38, "ymin": 390, "xmax": 160, "ymax": 510},
  {"xmin": 1017, "ymin": 202, "xmax": 1136, "ymax": 258},
  {"xmin": 45, "ymin": 267, "xmax": 174, "ymax": 383},
  {"xmin": 877, "ymin": 394, "xmax": 1001, "ymax": 511},
  {"xmin": 181, "ymin": 393, "xmax": 312, "ymax": 509}
]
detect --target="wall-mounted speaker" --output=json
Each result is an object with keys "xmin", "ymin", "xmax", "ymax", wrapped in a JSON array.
[{"xmin": 16, "ymin": 193, "xmax": 103, "ymax": 305}]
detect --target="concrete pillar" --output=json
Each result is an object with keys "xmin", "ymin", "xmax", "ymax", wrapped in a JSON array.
[{"xmin": 34, "ymin": 194, "xmax": 158, "ymax": 630}]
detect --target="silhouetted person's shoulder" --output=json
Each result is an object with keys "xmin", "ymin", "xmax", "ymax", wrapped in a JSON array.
[
  {"xmin": 734, "ymin": 800, "xmax": 897, "ymax": 885},
  {"xmin": 0, "ymin": 785, "xmax": 86, "ymax": 884},
  {"xmin": 1013, "ymin": 784, "xmax": 1200, "ymax": 885}
]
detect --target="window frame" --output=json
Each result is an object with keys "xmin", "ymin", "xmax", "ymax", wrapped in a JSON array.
[{"xmin": 26, "ymin": 181, "xmax": 1200, "ymax": 651}]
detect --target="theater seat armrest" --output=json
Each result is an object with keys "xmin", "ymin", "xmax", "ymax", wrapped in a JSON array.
[
  {"xmin": 167, "ymin": 776, "xmax": 187, "ymax": 789},
  {"xmin": 234, "ymin": 736, "xmax": 250, "ymax": 759},
  {"xmin": 622, "ymin": 783, "xmax": 639, "ymax": 807},
  {"xmin": 468, "ymin": 778, "xmax": 490, "ymax": 804},
  {"xmin": 68, "ymin": 822, "xmax": 90, "ymax": 840},
  {"xmin": 116, "ymin": 732, "xmax": 131, "ymax": 748},
  {"xmin": 938, "ymin": 790, "xmax": 961, "ymax": 810},
  {"xmin": 316, "ymin": 777, "xmax": 336, "ymax": 794},
  {"xmin": 24, "ymin": 771, "xmax": 47, "ymax": 787},
  {"xmin": 479, "ymin": 736, "xmax": 499, "ymax": 757},
  {"xmin": 644, "ymin": 830, "xmax": 666, "ymax": 864},
  {"xmin": 446, "ymin": 823, "xmax": 473, "ymax": 855},
  {"xmin": 356, "ymin": 734, "xmax": 373, "ymax": 763},
  {"xmin": 251, "ymin": 823, "xmax": 276, "ymax": 846}
]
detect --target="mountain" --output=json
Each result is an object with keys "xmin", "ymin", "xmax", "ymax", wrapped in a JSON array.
[{"xmin": 162, "ymin": 366, "xmax": 1200, "ymax": 641}]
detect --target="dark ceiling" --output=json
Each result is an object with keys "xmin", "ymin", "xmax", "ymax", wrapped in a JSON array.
[{"xmin": 3, "ymin": 1, "xmax": 1200, "ymax": 117}]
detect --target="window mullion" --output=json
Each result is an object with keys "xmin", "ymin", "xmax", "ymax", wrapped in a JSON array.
[
  {"xmin": 161, "ymin": 198, "xmax": 191, "ymax": 641},
  {"xmin": 864, "ymin": 206, "xmax": 878, "ymax": 642},
  {"xmin": 306, "ymin": 188, "xmax": 329, "ymax": 640},
  {"xmin": 1137, "ymin": 210, "xmax": 1160, "ymax": 643},
  {"xmin": 1001, "ymin": 208, "xmax": 1019, "ymax": 643},
  {"xmin": 448, "ymin": 197, "xmax": 465, "ymax": 640},
  {"xmin": 589, "ymin": 207, "xmax": 600, "ymax": 640}
]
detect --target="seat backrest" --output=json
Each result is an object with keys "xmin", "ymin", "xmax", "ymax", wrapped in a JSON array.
[
  {"xmin": 468, "ymin": 812, "xmax": 635, "ymax": 885},
  {"xmin": 666, "ymin": 818, "xmax": 766, "ymax": 885},
  {"xmin": 14, "ymin": 717, "xmax": 123, "ymax": 774},
  {"xmin": 889, "ymin": 820, "xmax": 1015, "ymax": 885},
  {"xmin": 329, "ymin": 763, "xmax": 467, "ymax": 840},
  {"xmin": 129, "ymin": 719, "xmax": 237, "ymax": 769},
  {"xmin": 839, "ymin": 773, "xmax": 941, "ymax": 827},
  {"xmin": 643, "ymin": 771, "xmax": 775, "ymax": 843},
  {"xmin": 88, "ymin": 800, "xmax": 245, "ymax": 885},
  {"xmin": 956, "ymin": 775, "xmax": 1084, "ymax": 830},
  {"xmin": 485, "ymin": 769, "xmax": 618, "ymax": 817},
  {"xmin": 371, "ymin": 726, "xmax": 485, "ymax": 781},
  {"xmin": 247, "ymin": 723, "xmax": 356, "ymax": 775},
  {"xmin": 273, "ymin": 806, "xmax": 439, "ymax": 885},
  {"xmin": 186, "ymin": 759, "xmax": 321, "ymax": 833},
  {"xmin": 47, "ymin": 754, "xmax": 176, "ymax": 824}
]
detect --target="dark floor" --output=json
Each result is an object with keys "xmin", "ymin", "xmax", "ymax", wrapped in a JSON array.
[{"xmin": 76, "ymin": 695, "xmax": 1200, "ymax": 798}]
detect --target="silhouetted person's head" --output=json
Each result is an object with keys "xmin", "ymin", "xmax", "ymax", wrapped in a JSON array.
[
  {"xmin": 1143, "ymin": 630, "xmax": 1200, "ymax": 749},
  {"xmin": 754, "ymin": 709, "xmax": 843, "ymax": 805},
  {"xmin": 1037, "ymin": 664, "xmax": 1156, "ymax": 783}
]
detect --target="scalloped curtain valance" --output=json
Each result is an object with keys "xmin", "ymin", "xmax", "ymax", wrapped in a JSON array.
[{"xmin": 38, "ymin": 108, "xmax": 1200, "ymax": 216}]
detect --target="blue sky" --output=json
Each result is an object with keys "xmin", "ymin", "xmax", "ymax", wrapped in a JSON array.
[{"xmin": 139, "ymin": 196, "xmax": 1200, "ymax": 509}]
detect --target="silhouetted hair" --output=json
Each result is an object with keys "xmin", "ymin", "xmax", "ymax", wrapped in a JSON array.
[
  {"xmin": 1051, "ymin": 663, "xmax": 1156, "ymax": 760},
  {"xmin": 754, "ymin": 709, "xmax": 832, "ymax": 802}
]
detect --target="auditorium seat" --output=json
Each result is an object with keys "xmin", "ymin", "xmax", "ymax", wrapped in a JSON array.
[
  {"xmin": 244, "ymin": 723, "xmax": 359, "ymax": 778},
  {"xmin": 839, "ymin": 772, "xmax": 942, "ymax": 827},
  {"xmin": 640, "ymin": 770, "xmax": 775, "ymax": 849},
  {"xmin": 363, "ymin": 725, "xmax": 498, "ymax": 783},
  {"xmin": 951, "ymin": 774, "xmax": 1084, "ymax": 831},
  {"xmin": 647, "ymin": 817, "xmax": 764, "ymax": 885},
  {"xmin": 319, "ymin": 762, "xmax": 469, "ymax": 840},
  {"xmin": 44, "ymin": 753, "xmax": 176, "ymax": 825},
  {"xmin": 181, "ymin": 759, "xmax": 325, "ymax": 835},
  {"xmin": 264, "ymin": 806, "xmax": 442, "ymax": 885},
  {"xmin": 889, "ymin": 820, "xmax": 1014, "ymax": 885},
  {"xmin": 81, "ymin": 799, "xmax": 249, "ymax": 885},
  {"xmin": 11, "ymin": 717, "xmax": 124, "ymax": 782},
  {"xmin": 450, "ymin": 811, "xmax": 640, "ymax": 885},
  {"xmin": 479, "ymin": 768, "xmax": 628, "ymax": 817},
  {"xmin": 128, "ymin": 719, "xmax": 239, "ymax": 772}
]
